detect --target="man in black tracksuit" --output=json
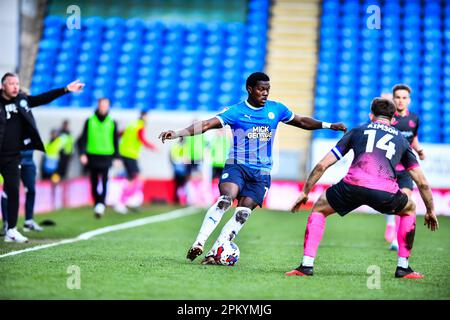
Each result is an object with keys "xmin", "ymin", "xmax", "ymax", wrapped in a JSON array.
[{"xmin": 0, "ymin": 72, "xmax": 84, "ymax": 242}]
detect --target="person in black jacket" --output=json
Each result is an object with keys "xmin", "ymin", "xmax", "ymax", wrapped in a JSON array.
[{"xmin": 0, "ymin": 72, "xmax": 84, "ymax": 242}]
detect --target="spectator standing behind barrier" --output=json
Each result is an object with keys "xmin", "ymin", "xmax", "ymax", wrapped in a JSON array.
[
  {"xmin": 57, "ymin": 119, "xmax": 74, "ymax": 180},
  {"xmin": 41, "ymin": 129, "xmax": 65, "ymax": 181},
  {"xmin": 185, "ymin": 130, "xmax": 206, "ymax": 174},
  {"xmin": 78, "ymin": 98, "xmax": 119, "ymax": 218},
  {"xmin": 115, "ymin": 110, "xmax": 158, "ymax": 214},
  {"xmin": 0, "ymin": 72, "xmax": 84, "ymax": 243},
  {"xmin": 209, "ymin": 128, "xmax": 231, "ymax": 180},
  {"xmin": 170, "ymin": 137, "xmax": 190, "ymax": 206}
]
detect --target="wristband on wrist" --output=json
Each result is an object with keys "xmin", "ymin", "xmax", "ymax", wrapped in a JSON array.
[{"xmin": 322, "ymin": 122, "xmax": 331, "ymax": 129}]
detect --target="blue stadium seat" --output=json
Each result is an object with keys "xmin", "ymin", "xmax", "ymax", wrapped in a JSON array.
[
  {"xmin": 104, "ymin": 17, "xmax": 125, "ymax": 30},
  {"xmin": 70, "ymin": 94, "xmax": 91, "ymax": 108},
  {"xmin": 421, "ymin": 110, "xmax": 440, "ymax": 124},
  {"xmin": 315, "ymin": 2, "xmax": 450, "ymax": 142},
  {"xmin": 443, "ymin": 110, "xmax": 450, "ymax": 124},
  {"xmin": 44, "ymin": 15, "xmax": 62, "ymax": 28},
  {"xmin": 42, "ymin": 25, "xmax": 62, "ymax": 40},
  {"xmin": 34, "ymin": 2, "xmax": 270, "ymax": 110}
]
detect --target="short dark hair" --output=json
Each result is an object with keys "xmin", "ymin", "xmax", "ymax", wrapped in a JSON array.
[
  {"xmin": 246, "ymin": 72, "xmax": 270, "ymax": 88},
  {"xmin": 392, "ymin": 84, "xmax": 411, "ymax": 96},
  {"xmin": 1, "ymin": 72, "xmax": 18, "ymax": 84},
  {"xmin": 139, "ymin": 110, "xmax": 148, "ymax": 118},
  {"xmin": 371, "ymin": 98, "xmax": 396, "ymax": 119}
]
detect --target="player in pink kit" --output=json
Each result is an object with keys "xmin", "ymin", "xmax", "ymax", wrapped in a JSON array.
[
  {"xmin": 384, "ymin": 84, "xmax": 425, "ymax": 250},
  {"xmin": 286, "ymin": 98, "xmax": 438, "ymax": 279}
]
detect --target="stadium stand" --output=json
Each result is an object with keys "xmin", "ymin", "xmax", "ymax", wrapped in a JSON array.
[
  {"xmin": 265, "ymin": 0, "xmax": 320, "ymax": 152},
  {"xmin": 31, "ymin": 0, "xmax": 269, "ymax": 112},
  {"xmin": 314, "ymin": 0, "xmax": 449, "ymax": 143}
]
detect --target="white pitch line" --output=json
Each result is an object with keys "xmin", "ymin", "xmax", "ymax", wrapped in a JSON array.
[{"xmin": 0, "ymin": 207, "xmax": 200, "ymax": 259}]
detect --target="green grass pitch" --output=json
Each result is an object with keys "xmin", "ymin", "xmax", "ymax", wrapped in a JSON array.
[{"xmin": 0, "ymin": 205, "xmax": 449, "ymax": 300}]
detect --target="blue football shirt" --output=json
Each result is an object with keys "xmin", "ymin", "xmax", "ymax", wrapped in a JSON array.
[{"xmin": 215, "ymin": 100, "xmax": 294, "ymax": 171}]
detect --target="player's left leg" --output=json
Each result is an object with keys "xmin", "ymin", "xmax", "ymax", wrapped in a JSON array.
[
  {"xmin": 389, "ymin": 170, "xmax": 414, "ymax": 251},
  {"xmin": 285, "ymin": 191, "xmax": 336, "ymax": 276},
  {"xmin": 394, "ymin": 198, "xmax": 423, "ymax": 279},
  {"xmin": 202, "ymin": 196, "xmax": 258, "ymax": 265}
]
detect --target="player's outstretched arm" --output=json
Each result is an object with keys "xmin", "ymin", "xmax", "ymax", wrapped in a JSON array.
[
  {"xmin": 286, "ymin": 115, "xmax": 347, "ymax": 132},
  {"xmin": 408, "ymin": 167, "xmax": 439, "ymax": 231},
  {"xmin": 291, "ymin": 151, "xmax": 338, "ymax": 213},
  {"xmin": 158, "ymin": 117, "xmax": 222, "ymax": 143}
]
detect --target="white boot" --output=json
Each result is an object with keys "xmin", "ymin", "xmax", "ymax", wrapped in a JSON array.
[
  {"xmin": 4, "ymin": 227, "xmax": 29, "ymax": 243},
  {"xmin": 94, "ymin": 203, "xmax": 106, "ymax": 218},
  {"xmin": 114, "ymin": 203, "xmax": 128, "ymax": 215}
]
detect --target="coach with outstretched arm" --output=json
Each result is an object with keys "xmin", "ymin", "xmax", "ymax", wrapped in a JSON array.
[{"xmin": 0, "ymin": 72, "xmax": 84, "ymax": 243}]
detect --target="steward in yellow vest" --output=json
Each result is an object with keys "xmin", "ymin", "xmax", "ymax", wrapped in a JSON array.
[
  {"xmin": 115, "ymin": 111, "xmax": 158, "ymax": 214},
  {"xmin": 118, "ymin": 110, "xmax": 157, "ymax": 180},
  {"xmin": 209, "ymin": 130, "xmax": 231, "ymax": 179},
  {"xmin": 77, "ymin": 98, "xmax": 118, "ymax": 218},
  {"xmin": 57, "ymin": 119, "xmax": 74, "ymax": 180},
  {"xmin": 42, "ymin": 129, "xmax": 65, "ymax": 180}
]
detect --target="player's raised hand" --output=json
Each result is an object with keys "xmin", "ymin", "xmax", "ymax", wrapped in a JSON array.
[
  {"xmin": 80, "ymin": 154, "xmax": 88, "ymax": 165},
  {"xmin": 66, "ymin": 79, "xmax": 85, "ymax": 92},
  {"xmin": 424, "ymin": 211, "xmax": 439, "ymax": 231},
  {"xmin": 291, "ymin": 192, "xmax": 308, "ymax": 213},
  {"xmin": 158, "ymin": 130, "xmax": 177, "ymax": 143},
  {"xmin": 331, "ymin": 122, "xmax": 347, "ymax": 133}
]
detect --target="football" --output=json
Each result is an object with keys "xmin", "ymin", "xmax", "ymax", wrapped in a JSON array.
[{"xmin": 214, "ymin": 242, "xmax": 240, "ymax": 266}]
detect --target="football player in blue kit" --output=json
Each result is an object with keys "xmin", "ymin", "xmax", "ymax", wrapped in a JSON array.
[{"xmin": 159, "ymin": 72, "xmax": 347, "ymax": 264}]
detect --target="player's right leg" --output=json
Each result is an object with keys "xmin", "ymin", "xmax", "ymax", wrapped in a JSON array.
[
  {"xmin": 186, "ymin": 181, "xmax": 239, "ymax": 261},
  {"xmin": 285, "ymin": 191, "xmax": 336, "ymax": 277}
]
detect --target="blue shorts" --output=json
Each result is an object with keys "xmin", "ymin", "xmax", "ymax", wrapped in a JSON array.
[{"xmin": 219, "ymin": 164, "xmax": 271, "ymax": 207}]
